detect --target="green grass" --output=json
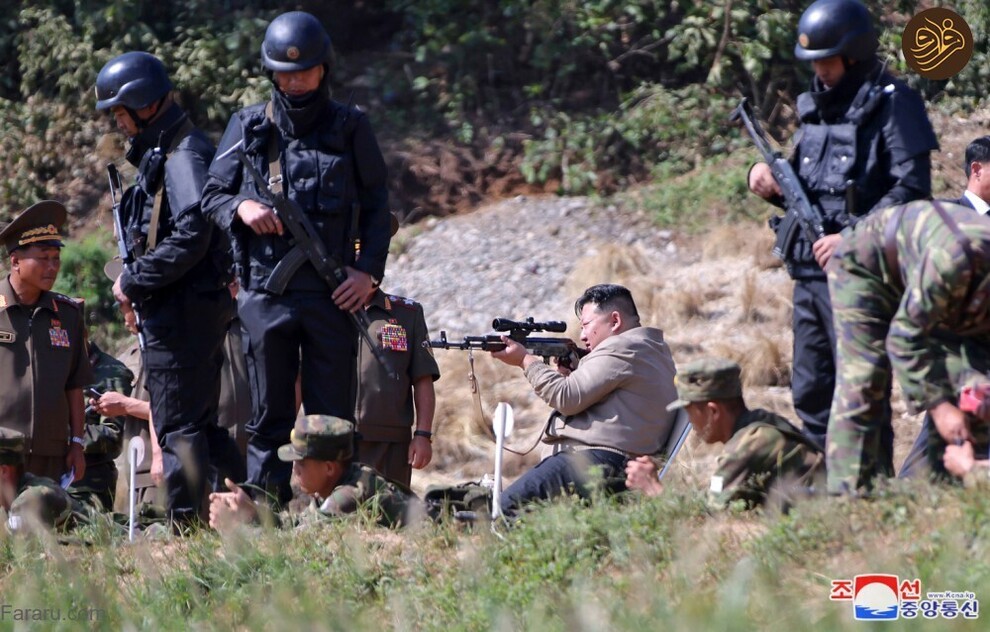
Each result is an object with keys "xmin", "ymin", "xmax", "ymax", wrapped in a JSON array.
[
  {"xmin": 1, "ymin": 479, "xmax": 988, "ymax": 630},
  {"xmin": 617, "ymin": 154, "xmax": 771, "ymax": 231}
]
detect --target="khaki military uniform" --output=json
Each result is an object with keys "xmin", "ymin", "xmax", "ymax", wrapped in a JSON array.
[
  {"xmin": 710, "ymin": 409, "xmax": 825, "ymax": 510},
  {"xmin": 113, "ymin": 340, "xmax": 157, "ymax": 511},
  {"xmin": 219, "ymin": 316, "xmax": 251, "ymax": 457},
  {"xmin": 355, "ymin": 291, "xmax": 439, "ymax": 485},
  {"xmin": 0, "ymin": 428, "xmax": 86, "ymax": 531},
  {"xmin": 0, "ymin": 277, "xmax": 92, "ymax": 479}
]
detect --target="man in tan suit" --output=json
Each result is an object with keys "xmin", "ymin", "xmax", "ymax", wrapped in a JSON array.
[{"xmin": 491, "ymin": 284, "xmax": 678, "ymax": 516}]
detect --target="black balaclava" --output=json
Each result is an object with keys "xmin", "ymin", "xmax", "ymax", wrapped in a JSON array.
[
  {"xmin": 270, "ymin": 64, "xmax": 332, "ymax": 138},
  {"xmin": 807, "ymin": 56, "xmax": 881, "ymax": 121}
]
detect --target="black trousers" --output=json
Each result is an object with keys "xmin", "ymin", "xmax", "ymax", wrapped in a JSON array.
[
  {"xmin": 792, "ymin": 277, "xmax": 837, "ymax": 450},
  {"xmin": 144, "ymin": 287, "xmax": 237, "ymax": 520},
  {"xmin": 238, "ymin": 288, "xmax": 356, "ymax": 505},
  {"xmin": 500, "ymin": 448, "xmax": 628, "ymax": 517}
]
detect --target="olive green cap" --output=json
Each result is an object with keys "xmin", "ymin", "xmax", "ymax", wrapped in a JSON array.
[
  {"xmin": 666, "ymin": 357, "xmax": 743, "ymax": 411},
  {"xmin": 0, "ymin": 201, "xmax": 66, "ymax": 254}
]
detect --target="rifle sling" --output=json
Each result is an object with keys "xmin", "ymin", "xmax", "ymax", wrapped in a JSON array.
[
  {"xmin": 264, "ymin": 101, "xmax": 285, "ymax": 196},
  {"xmin": 147, "ymin": 117, "xmax": 196, "ymax": 252},
  {"xmin": 264, "ymin": 101, "xmax": 366, "ymax": 277}
]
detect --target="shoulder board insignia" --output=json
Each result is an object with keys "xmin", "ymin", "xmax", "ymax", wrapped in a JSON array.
[
  {"xmin": 387, "ymin": 295, "xmax": 417, "ymax": 309},
  {"xmin": 0, "ymin": 294, "xmax": 6, "ymax": 309},
  {"xmin": 53, "ymin": 294, "xmax": 81, "ymax": 309}
]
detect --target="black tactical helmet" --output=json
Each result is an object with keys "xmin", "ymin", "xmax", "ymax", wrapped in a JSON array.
[
  {"xmin": 95, "ymin": 52, "xmax": 173, "ymax": 111},
  {"xmin": 794, "ymin": 0, "xmax": 878, "ymax": 62},
  {"xmin": 261, "ymin": 11, "xmax": 333, "ymax": 73}
]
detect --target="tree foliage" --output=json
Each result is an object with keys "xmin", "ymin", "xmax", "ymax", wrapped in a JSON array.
[
  {"xmin": 1, "ymin": 0, "xmax": 987, "ymax": 216},
  {"xmin": 0, "ymin": 1, "xmax": 987, "ymax": 284}
]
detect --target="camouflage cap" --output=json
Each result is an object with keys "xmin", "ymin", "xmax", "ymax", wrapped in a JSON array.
[
  {"xmin": 666, "ymin": 357, "xmax": 743, "ymax": 411},
  {"xmin": 9, "ymin": 485, "xmax": 72, "ymax": 530},
  {"xmin": 0, "ymin": 428, "xmax": 26, "ymax": 466},
  {"xmin": 0, "ymin": 201, "xmax": 66, "ymax": 255},
  {"xmin": 277, "ymin": 415, "xmax": 354, "ymax": 462}
]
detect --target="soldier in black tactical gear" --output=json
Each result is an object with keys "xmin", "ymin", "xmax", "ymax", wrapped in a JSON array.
[
  {"xmin": 747, "ymin": 0, "xmax": 937, "ymax": 452},
  {"xmin": 202, "ymin": 12, "xmax": 391, "ymax": 506},
  {"xmin": 95, "ymin": 51, "xmax": 238, "ymax": 523}
]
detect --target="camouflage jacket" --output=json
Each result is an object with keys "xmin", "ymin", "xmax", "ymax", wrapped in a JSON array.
[
  {"xmin": 710, "ymin": 409, "xmax": 825, "ymax": 510},
  {"xmin": 836, "ymin": 201, "xmax": 990, "ymax": 412},
  {"xmin": 7, "ymin": 472, "xmax": 88, "ymax": 531},
  {"xmin": 284, "ymin": 463, "xmax": 419, "ymax": 528}
]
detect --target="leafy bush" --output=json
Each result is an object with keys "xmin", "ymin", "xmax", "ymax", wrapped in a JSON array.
[
  {"xmin": 51, "ymin": 229, "xmax": 123, "ymax": 347},
  {"xmin": 521, "ymin": 84, "xmax": 737, "ymax": 195},
  {"xmin": 626, "ymin": 158, "xmax": 766, "ymax": 229},
  {"xmin": 1, "ymin": 0, "xmax": 988, "ymax": 224}
]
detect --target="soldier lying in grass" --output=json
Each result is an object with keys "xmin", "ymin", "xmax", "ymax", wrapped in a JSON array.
[
  {"xmin": 625, "ymin": 358, "xmax": 824, "ymax": 510},
  {"xmin": 208, "ymin": 415, "xmax": 419, "ymax": 530},
  {"xmin": 0, "ymin": 428, "xmax": 87, "ymax": 532}
]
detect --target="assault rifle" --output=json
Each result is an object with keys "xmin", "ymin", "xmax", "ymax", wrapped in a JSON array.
[
  {"xmin": 218, "ymin": 141, "xmax": 399, "ymax": 380},
  {"xmin": 431, "ymin": 317, "xmax": 588, "ymax": 368},
  {"xmin": 107, "ymin": 163, "xmax": 146, "ymax": 351},
  {"xmin": 731, "ymin": 98, "xmax": 826, "ymax": 261}
]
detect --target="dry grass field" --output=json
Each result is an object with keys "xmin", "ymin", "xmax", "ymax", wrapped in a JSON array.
[{"xmin": 416, "ymin": 221, "xmax": 923, "ymax": 497}]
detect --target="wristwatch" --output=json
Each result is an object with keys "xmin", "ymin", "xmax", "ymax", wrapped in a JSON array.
[
  {"xmin": 414, "ymin": 430, "xmax": 432, "ymax": 442},
  {"xmin": 70, "ymin": 436, "xmax": 85, "ymax": 447}
]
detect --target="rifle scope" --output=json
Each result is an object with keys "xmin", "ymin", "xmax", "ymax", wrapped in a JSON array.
[{"xmin": 492, "ymin": 317, "xmax": 567, "ymax": 333}]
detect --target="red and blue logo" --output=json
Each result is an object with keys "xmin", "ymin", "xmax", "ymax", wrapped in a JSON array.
[
  {"xmin": 830, "ymin": 575, "xmax": 978, "ymax": 620},
  {"xmin": 851, "ymin": 574, "xmax": 900, "ymax": 620},
  {"xmin": 831, "ymin": 574, "xmax": 920, "ymax": 621}
]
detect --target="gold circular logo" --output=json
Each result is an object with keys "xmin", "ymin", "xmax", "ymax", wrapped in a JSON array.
[
  {"xmin": 798, "ymin": 33, "xmax": 810, "ymax": 49},
  {"xmin": 902, "ymin": 8, "xmax": 973, "ymax": 80},
  {"xmin": 286, "ymin": 46, "xmax": 300, "ymax": 61}
]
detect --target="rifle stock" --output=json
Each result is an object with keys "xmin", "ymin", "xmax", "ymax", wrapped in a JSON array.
[
  {"xmin": 731, "ymin": 98, "xmax": 827, "ymax": 260},
  {"xmin": 226, "ymin": 143, "xmax": 399, "ymax": 380},
  {"xmin": 107, "ymin": 163, "xmax": 146, "ymax": 351}
]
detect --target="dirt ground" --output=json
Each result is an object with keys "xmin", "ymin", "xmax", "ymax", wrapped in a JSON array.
[{"xmin": 406, "ymin": 104, "xmax": 990, "ymax": 495}]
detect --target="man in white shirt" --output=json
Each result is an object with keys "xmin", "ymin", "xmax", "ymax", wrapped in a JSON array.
[{"xmin": 956, "ymin": 136, "xmax": 990, "ymax": 215}]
